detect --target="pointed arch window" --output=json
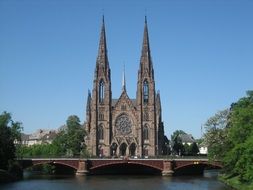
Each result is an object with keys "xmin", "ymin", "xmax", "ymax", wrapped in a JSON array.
[
  {"xmin": 99, "ymin": 80, "xmax": 105, "ymax": 103},
  {"xmin": 143, "ymin": 80, "xmax": 149, "ymax": 103},
  {"xmin": 143, "ymin": 124, "xmax": 149, "ymax": 140},
  {"xmin": 98, "ymin": 124, "xmax": 104, "ymax": 140},
  {"xmin": 99, "ymin": 113, "xmax": 104, "ymax": 121}
]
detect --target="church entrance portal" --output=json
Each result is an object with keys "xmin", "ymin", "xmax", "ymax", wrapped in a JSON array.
[
  {"xmin": 110, "ymin": 143, "xmax": 118, "ymax": 156},
  {"xmin": 119, "ymin": 143, "xmax": 127, "ymax": 156},
  {"xmin": 129, "ymin": 143, "xmax": 136, "ymax": 156}
]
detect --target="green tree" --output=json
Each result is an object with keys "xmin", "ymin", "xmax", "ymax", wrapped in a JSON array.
[
  {"xmin": 223, "ymin": 91, "xmax": 253, "ymax": 181},
  {"xmin": 0, "ymin": 111, "xmax": 22, "ymax": 170},
  {"xmin": 171, "ymin": 130, "xmax": 186, "ymax": 142},
  {"xmin": 204, "ymin": 91, "xmax": 253, "ymax": 184},
  {"xmin": 171, "ymin": 130, "xmax": 186, "ymax": 155},
  {"xmin": 53, "ymin": 115, "xmax": 86, "ymax": 157},
  {"xmin": 189, "ymin": 142, "xmax": 199, "ymax": 155},
  {"xmin": 19, "ymin": 115, "xmax": 87, "ymax": 158},
  {"xmin": 52, "ymin": 130, "xmax": 68, "ymax": 156},
  {"xmin": 203, "ymin": 109, "xmax": 231, "ymax": 160},
  {"xmin": 232, "ymin": 134, "xmax": 253, "ymax": 182},
  {"xmin": 20, "ymin": 143, "xmax": 59, "ymax": 158},
  {"xmin": 183, "ymin": 143, "xmax": 191, "ymax": 155}
]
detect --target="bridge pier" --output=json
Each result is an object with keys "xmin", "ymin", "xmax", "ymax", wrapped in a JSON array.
[
  {"xmin": 76, "ymin": 160, "xmax": 89, "ymax": 176},
  {"xmin": 162, "ymin": 160, "xmax": 174, "ymax": 176}
]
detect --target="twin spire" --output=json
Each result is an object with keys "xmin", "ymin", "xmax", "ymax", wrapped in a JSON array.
[{"xmin": 96, "ymin": 16, "xmax": 153, "ymax": 89}]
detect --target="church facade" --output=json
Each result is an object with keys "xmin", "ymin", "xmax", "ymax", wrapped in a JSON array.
[{"xmin": 85, "ymin": 18, "xmax": 165, "ymax": 157}]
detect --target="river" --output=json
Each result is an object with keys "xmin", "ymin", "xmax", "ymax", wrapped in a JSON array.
[{"xmin": 1, "ymin": 170, "xmax": 231, "ymax": 190}]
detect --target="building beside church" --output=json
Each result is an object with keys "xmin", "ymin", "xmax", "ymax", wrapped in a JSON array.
[{"xmin": 85, "ymin": 17, "xmax": 165, "ymax": 157}]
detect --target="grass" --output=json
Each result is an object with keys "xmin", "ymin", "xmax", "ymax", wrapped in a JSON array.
[{"xmin": 219, "ymin": 174, "xmax": 253, "ymax": 190}]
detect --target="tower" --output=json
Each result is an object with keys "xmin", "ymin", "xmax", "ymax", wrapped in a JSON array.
[
  {"xmin": 136, "ymin": 17, "xmax": 157, "ymax": 156},
  {"xmin": 88, "ymin": 17, "xmax": 112, "ymax": 156}
]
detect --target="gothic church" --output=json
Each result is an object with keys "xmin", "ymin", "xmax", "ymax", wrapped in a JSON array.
[{"xmin": 85, "ymin": 17, "xmax": 165, "ymax": 157}]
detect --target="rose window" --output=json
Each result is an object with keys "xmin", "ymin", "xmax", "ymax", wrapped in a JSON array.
[{"xmin": 115, "ymin": 114, "xmax": 132, "ymax": 135}]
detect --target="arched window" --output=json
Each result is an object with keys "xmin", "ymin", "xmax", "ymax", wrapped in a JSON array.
[
  {"xmin": 99, "ymin": 113, "xmax": 104, "ymax": 120},
  {"xmin": 129, "ymin": 143, "xmax": 136, "ymax": 156},
  {"xmin": 143, "ymin": 124, "xmax": 149, "ymax": 140},
  {"xmin": 143, "ymin": 80, "xmax": 149, "ymax": 103},
  {"xmin": 99, "ymin": 80, "xmax": 105, "ymax": 103},
  {"xmin": 98, "ymin": 124, "xmax": 104, "ymax": 140}
]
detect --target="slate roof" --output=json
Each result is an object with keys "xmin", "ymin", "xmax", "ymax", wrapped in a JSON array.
[
  {"xmin": 41, "ymin": 131, "xmax": 58, "ymax": 141},
  {"xmin": 21, "ymin": 133, "xmax": 30, "ymax": 141},
  {"xmin": 179, "ymin": 134, "xmax": 195, "ymax": 143}
]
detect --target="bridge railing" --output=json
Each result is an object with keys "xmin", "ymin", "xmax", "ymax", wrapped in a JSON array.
[
  {"xmin": 17, "ymin": 155, "xmax": 209, "ymax": 160},
  {"xmin": 152, "ymin": 155, "xmax": 208, "ymax": 159}
]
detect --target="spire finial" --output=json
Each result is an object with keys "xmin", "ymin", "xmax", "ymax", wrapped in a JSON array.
[
  {"xmin": 122, "ymin": 63, "xmax": 126, "ymax": 92},
  {"xmin": 142, "ymin": 15, "xmax": 149, "ymax": 53},
  {"xmin": 145, "ymin": 8, "xmax": 147, "ymax": 22}
]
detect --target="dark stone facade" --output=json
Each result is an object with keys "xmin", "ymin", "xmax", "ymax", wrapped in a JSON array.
[{"xmin": 85, "ymin": 18, "xmax": 165, "ymax": 157}]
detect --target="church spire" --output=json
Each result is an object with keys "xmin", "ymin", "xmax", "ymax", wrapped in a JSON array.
[
  {"xmin": 96, "ymin": 15, "xmax": 109, "ymax": 72},
  {"xmin": 156, "ymin": 90, "xmax": 161, "ymax": 111},
  {"xmin": 122, "ymin": 64, "xmax": 126, "ymax": 92},
  {"xmin": 86, "ymin": 90, "xmax": 91, "ymax": 113},
  {"xmin": 140, "ymin": 16, "xmax": 153, "ymax": 76}
]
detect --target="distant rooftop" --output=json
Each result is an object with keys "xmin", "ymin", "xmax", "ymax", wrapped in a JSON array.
[{"xmin": 179, "ymin": 134, "xmax": 195, "ymax": 143}]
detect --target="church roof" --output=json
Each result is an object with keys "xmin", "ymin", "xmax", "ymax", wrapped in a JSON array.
[{"xmin": 112, "ymin": 98, "xmax": 137, "ymax": 107}]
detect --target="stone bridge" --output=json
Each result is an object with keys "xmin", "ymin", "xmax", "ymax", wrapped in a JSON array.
[{"xmin": 20, "ymin": 158, "xmax": 222, "ymax": 176}]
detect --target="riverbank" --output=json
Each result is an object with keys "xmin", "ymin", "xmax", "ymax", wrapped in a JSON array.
[
  {"xmin": 219, "ymin": 174, "xmax": 253, "ymax": 190},
  {"xmin": 0, "ymin": 169, "xmax": 17, "ymax": 183},
  {"xmin": 0, "ymin": 167, "xmax": 23, "ymax": 183}
]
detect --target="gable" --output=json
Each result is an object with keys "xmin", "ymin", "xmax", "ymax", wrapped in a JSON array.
[{"xmin": 113, "ymin": 91, "xmax": 136, "ymax": 111}]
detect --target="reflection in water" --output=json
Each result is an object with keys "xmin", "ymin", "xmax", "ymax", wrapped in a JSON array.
[{"xmin": 1, "ymin": 170, "xmax": 231, "ymax": 190}]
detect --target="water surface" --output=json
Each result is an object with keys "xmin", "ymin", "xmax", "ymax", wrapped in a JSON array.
[{"xmin": 1, "ymin": 170, "xmax": 231, "ymax": 190}]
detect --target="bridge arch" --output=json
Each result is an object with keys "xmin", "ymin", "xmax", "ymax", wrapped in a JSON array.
[
  {"xmin": 174, "ymin": 162, "xmax": 222, "ymax": 175},
  {"xmin": 90, "ymin": 161, "xmax": 162, "ymax": 175},
  {"xmin": 50, "ymin": 161, "xmax": 78, "ymax": 170},
  {"xmin": 22, "ymin": 160, "xmax": 78, "ymax": 170}
]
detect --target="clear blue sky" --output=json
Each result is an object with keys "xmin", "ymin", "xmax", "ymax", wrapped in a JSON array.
[{"xmin": 1, "ymin": 0, "xmax": 253, "ymax": 138}]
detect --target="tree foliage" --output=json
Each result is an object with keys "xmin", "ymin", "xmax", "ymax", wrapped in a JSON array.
[
  {"xmin": 0, "ymin": 111, "xmax": 22, "ymax": 170},
  {"xmin": 204, "ymin": 109, "xmax": 231, "ymax": 159},
  {"xmin": 204, "ymin": 91, "xmax": 253, "ymax": 183},
  {"xmin": 20, "ymin": 143, "xmax": 59, "ymax": 158},
  {"xmin": 189, "ymin": 142, "xmax": 199, "ymax": 155},
  {"xmin": 20, "ymin": 115, "xmax": 87, "ymax": 158},
  {"xmin": 171, "ymin": 130, "xmax": 186, "ymax": 155},
  {"xmin": 54, "ymin": 115, "xmax": 86, "ymax": 156},
  {"xmin": 171, "ymin": 130, "xmax": 186, "ymax": 142}
]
